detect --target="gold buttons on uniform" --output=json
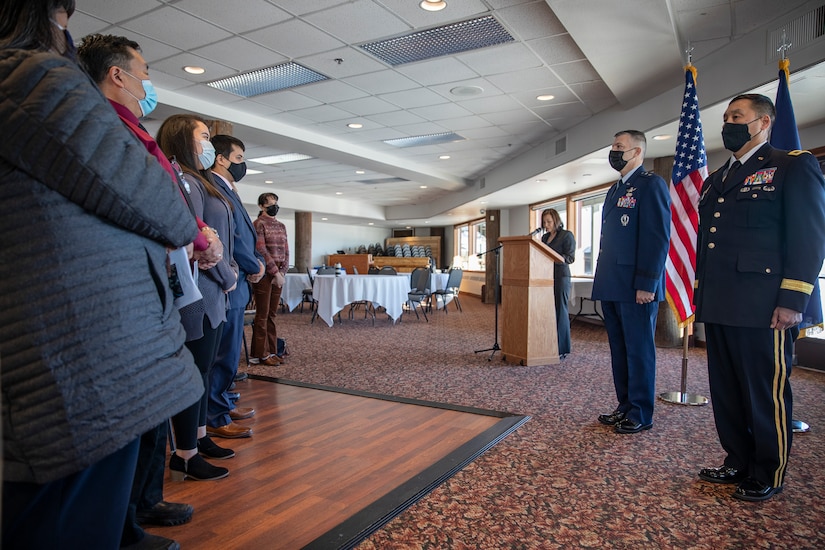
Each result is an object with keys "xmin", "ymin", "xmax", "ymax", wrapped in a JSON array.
[
  {"xmin": 766, "ymin": 268, "xmax": 771, "ymax": 273},
  {"xmin": 710, "ymin": 227, "xmax": 717, "ymax": 233},
  {"xmin": 717, "ymin": 197, "xmax": 725, "ymax": 203},
  {"xmin": 708, "ymin": 243, "xmax": 715, "ymax": 249},
  {"xmin": 714, "ymin": 212, "xmax": 721, "ymax": 218},
  {"xmin": 752, "ymin": 193, "xmax": 758, "ymax": 198}
]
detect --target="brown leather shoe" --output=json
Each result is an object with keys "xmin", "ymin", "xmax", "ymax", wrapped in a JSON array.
[
  {"xmin": 206, "ymin": 422, "xmax": 252, "ymax": 439},
  {"xmin": 261, "ymin": 356, "xmax": 283, "ymax": 366},
  {"xmin": 229, "ymin": 407, "xmax": 256, "ymax": 421}
]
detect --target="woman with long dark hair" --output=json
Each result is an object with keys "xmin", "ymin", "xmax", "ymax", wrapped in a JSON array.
[
  {"xmin": 156, "ymin": 114, "xmax": 240, "ymax": 479},
  {"xmin": 540, "ymin": 208, "xmax": 576, "ymax": 358}
]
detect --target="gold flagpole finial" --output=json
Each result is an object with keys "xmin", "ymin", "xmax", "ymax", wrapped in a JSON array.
[{"xmin": 777, "ymin": 29, "xmax": 792, "ymax": 77}]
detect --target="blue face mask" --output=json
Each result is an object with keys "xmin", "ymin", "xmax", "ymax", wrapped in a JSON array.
[
  {"xmin": 198, "ymin": 140, "xmax": 216, "ymax": 170},
  {"xmin": 122, "ymin": 70, "xmax": 158, "ymax": 117}
]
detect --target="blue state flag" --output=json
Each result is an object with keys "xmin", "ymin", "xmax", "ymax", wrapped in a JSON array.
[{"xmin": 770, "ymin": 62, "xmax": 822, "ymax": 328}]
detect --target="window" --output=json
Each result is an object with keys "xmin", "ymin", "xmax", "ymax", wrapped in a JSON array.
[
  {"xmin": 571, "ymin": 193, "xmax": 606, "ymax": 276},
  {"xmin": 532, "ymin": 200, "xmax": 567, "ymax": 233},
  {"xmin": 453, "ymin": 218, "xmax": 487, "ymax": 270}
]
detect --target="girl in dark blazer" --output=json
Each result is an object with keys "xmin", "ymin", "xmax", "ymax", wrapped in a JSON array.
[{"xmin": 540, "ymin": 208, "xmax": 576, "ymax": 357}]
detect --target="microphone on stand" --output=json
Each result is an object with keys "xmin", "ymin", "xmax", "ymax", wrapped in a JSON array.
[{"xmin": 529, "ymin": 227, "xmax": 542, "ymax": 236}]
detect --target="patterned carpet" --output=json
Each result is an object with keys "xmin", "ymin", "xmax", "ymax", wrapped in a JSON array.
[{"xmin": 246, "ymin": 297, "xmax": 825, "ymax": 549}]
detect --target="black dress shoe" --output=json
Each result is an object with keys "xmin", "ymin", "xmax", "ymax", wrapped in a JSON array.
[
  {"xmin": 598, "ymin": 409, "xmax": 625, "ymax": 426},
  {"xmin": 698, "ymin": 465, "xmax": 745, "ymax": 484},
  {"xmin": 733, "ymin": 478, "xmax": 783, "ymax": 502},
  {"xmin": 615, "ymin": 418, "xmax": 653, "ymax": 434},
  {"xmin": 234, "ymin": 371, "xmax": 249, "ymax": 382}
]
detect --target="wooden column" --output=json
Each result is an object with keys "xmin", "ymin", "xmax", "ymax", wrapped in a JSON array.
[
  {"xmin": 652, "ymin": 155, "xmax": 682, "ymax": 348},
  {"xmin": 484, "ymin": 209, "xmax": 501, "ymax": 304},
  {"xmin": 206, "ymin": 120, "xmax": 233, "ymax": 137},
  {"xmin": 295, "ymin": 211, "xmax": 312, "ymax": 271}
]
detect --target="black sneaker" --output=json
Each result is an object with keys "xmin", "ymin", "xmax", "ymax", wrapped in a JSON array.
[
  {"xmin": 135, "ymin": 501, "xmax": 193, "ymax": 526},
  {"xmin": 197, "ymin": 435, "xmax": 236, "ymax": 459}
]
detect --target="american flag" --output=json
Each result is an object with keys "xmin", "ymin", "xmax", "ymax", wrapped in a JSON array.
[{"xmin": 665, "ymin": 66, "xmax": 708, "ymax": 326}]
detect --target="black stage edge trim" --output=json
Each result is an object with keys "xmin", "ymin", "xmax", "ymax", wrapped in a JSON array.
[{"xmin": 247, "ymin": 375, "xmax": 530, "ymax": 550}]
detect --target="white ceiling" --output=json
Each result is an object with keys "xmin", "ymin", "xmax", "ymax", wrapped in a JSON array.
[{"xmin": 70, "ymin": 0, "xmax": 825, "ymax": 228}]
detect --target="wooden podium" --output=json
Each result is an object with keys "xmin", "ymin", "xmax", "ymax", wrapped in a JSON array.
[{"xmin": 498, "ymin": 235, "xmax": 564, "ymax": 366}]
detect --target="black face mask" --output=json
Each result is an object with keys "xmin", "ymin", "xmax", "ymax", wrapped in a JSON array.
[
  {"xmin": 608, "ymin": 150, "xmax": 628, "ymax": 172},
  {"xmin": 228, "ymin": 161, "xmax": 246, "ymax": 182},
  {"xmin": 266, "ymin": 204, "xmax": 279, "ymax": 217},
  {"xmin": 721, "ymin": 119, "xmax": 758, "ymax": 152}
]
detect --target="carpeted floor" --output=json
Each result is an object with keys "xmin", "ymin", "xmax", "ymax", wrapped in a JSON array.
[{"xmin": 246, "ymin": 298, "xmax": 825, "ymax": 549}]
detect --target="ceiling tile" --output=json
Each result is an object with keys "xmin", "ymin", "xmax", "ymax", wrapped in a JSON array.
[
  {"xmin": 249, "ymin": 90, "xmax": 322, "ymax": 110},
  {"xmin": 376, "ymin": 0, "xmax": 490, "ymax": 27},
  {"xmin": 675, "ymin": 4, "xmax": 732, "ymax": 42},
  {"xmin": 150, "ymin": 71, "xmax": 196, "ymax": 91},
  {"xmin": 244, "ymin": 19, "xmax": 345, "ymax": 58},
  {"xmin": 76, "ymin": 0, "xmax": 162, "ymax": 23},
  {"xmin": 532, "ymin": 101, "xmax": 592, "ymax": 119},
  {"xmin": 298, "ymin": 46, "xmax": 386, "ymax": 79},
  {"xmin": 68, "ymin": 12, "xmax": 113, "ymax": 38},
  {"xmin": 270, "ymin": 0, "xmax": 353, "ymax": 17},
  {"xmin": 191, "ymin": 37, "xmax": 288, "ymax": 73},
  {"xmin": 528, "ymin": 34, "xmax": 586, "ymax": 66},
  {"xmin": 151, "ymin": 53, "xmax": 236, "ymax": 82},
  {"xmin": 331, "ymin": 96, "xmax": 400, "ymax": 116},
  {"xmin": 380, "ymin": 88, "xmax": 449, "ymax": 109},
  {"xmin": 486, "ymin": 66, "xmax": 563, "ymax": 93},
  {"xmin": 392, "ymin": 122, "xmax": 451, "ymax": 137},
  {"xmin": 433, "ymin": 115, "xmax": 493, "ymax": 131},
  {"xmin": 396, "ymin": 57, "xmax": 479, "ymax": 86},
  {"xmin": 304, "ymin": 0, "xmax": 410, "ymax": 43},
  {"xmin": 295, "ymin": 80, "xmax": 369, "ymax": 104},
  {"xmin": 97, "ymin": 28, "xmax": 182, "ymax": 64},
  {"xmin": 550, "ymin": 60, "xmax": 601, "ymax": 85},
  {"xmin": 408, "ymin": 102, "xmax": 475, "ymax": 121},
  {"xmin": 121, "ymin": 7, "xmax": 232, "ymax": 50},
  {"xmin": 511, "ymin": 85, "xmax": 579, "ymax": 108},
  {"xmin": 343, "ymin": 70, "xmax": 420, "ymax": 94},
  {"xmin": 365, "ymin": 111, "xmax": 427, "ymax": 127},
  {"xmin": 291, "ymin": 104, "xmax": 357, "ymax": 123},
  {"xmin": 496, "ymin": 1, "xmax": 567, "ymax": 40},
  {"xmin": 458, "ymin": 94, "xmax": 522, "ymax": 115},
  {"xmin": 174, "ymin": 0, "xmax": 290, "ymax": 33},
  {"xmin": 458, "ymin": 42, "xmax": 543, "ymax": 76}
]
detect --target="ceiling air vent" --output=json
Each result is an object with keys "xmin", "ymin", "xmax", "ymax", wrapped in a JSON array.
[
  {"xmin": 356, "ymin": 177, "xmax": 409, "ymax": 184},
  {"xmin": 768, "ymin": 4, "xmax": 825, "ymax": 61},
  {"xmin": 360, "ymin": 15, "xmax": 514, "ymax": 66},
  {"xmin": 383, "ymin": 132, "xmax": 465, "ymax": 148},
  {"xmin": 208, "ymin": 62, "xmax": 328, "ymax": 97},
  {"xmin": 555, "ymin": 136, "xmax": 567, "ymax": 156}
]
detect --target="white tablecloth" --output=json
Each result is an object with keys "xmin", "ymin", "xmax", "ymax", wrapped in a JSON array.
[
  {"xmin": 281, "ymin": 273, "xmax": 311, "ymax": 311},
  {"xmin": 313, "ymin": 274, "xmax": 410, "ymax": 327},
  {"xmin": 570, "ymin": 277, "xmax": 602, "ymax": 319}
]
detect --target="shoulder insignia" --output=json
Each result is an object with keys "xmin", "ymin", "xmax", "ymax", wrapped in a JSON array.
[
  {"xmin": 788, "ymin": 149, "xmax": 812, "ymax": 156},
  {"xmin": 640, "ymin": 171, "xmax": 653, "ymax": 177}
]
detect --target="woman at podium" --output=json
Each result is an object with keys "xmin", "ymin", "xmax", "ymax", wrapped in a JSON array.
[{"xmin": 540, "ymin": 208, "xmax": 576, "ymax": 358}]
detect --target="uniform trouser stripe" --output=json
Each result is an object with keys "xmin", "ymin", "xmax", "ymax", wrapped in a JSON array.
[{"xmin": 772, "ymin": 329, "xmax": 790, "ymax": 487}]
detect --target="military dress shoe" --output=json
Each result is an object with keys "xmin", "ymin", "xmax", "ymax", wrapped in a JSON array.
[
  {"xmin": 698, "ymin": 465, "xmax": 746, "ymax": 484},
  {"xmin": 122, "ymin": 533, "xmax": 180, "ymax": 550},
  {"xmin": 206, "ymin": 422, "xmax": 252, "ymax": 439},
  {"xmin": 598, "ymin": 409, "xmax": 626, "ymax": 426},
  {"xmin": 229, "ymin": 407, "xmax": 255, "ymax": 420},
  {"xmin": 733, "ymin": 478, "xmax": 783, "ymax": 502},
  {"xmin": 135, "ymin": 501, "xmax": 194, "ymax": 526},
  {"xmin": 234, "ymin": 371, "xmax": 249, "ymax": 382},
  {"xmin": 615, "ymin": 418, "xmax": 653, "ymax": 434}
]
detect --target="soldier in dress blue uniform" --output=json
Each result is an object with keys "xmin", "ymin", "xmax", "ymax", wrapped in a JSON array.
[
  {"xmin": 694, "ymin": 94, "xmax": 825, "ymax": 501},
  {"xmin": 593, "ymin": 130, "xmax": 671, "ymax": 434}
]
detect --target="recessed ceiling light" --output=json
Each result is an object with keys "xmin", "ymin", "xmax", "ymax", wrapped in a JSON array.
[
  {"xmin": 536, "ymin": 94, "xmax": 555, "ymax": 101},
  {"xmin": 652, "ymin": 134, "xmax": 672, "ymax": 141},
  {"xmin": 535, "ymin": 178, "xmax": 547, "ymax": 183},
  {"xmin": 420, "ymin": 0, "xmax": 446, "ymax": 11},
  {"xmin": 336, "ymin": 192, "xmax": 343, "ymax": 195},
  {"xmin": 355, "ymin": 170, "xmax": 365, "ymax": 174},
  {"xmin": 406, "ymin": 226, "xmax": 412, "ymax": 229},
  {"xmin": 420, "ymin": 185, "xmax": 428, "ymax": 189},
  {"xmin": 321, "ymin": 217, "xmax": 328, "ymax": 221},
  {"xmin": 347, "ymin": 122, "xmax": 363, "ymax": 129},
  {"xmin": 184, "ymin": 66, "xmax": 205, "ymax": 75},
  {"xmin": 439, "ymin": 155, "xmax": 451, "ymax": 160},
  {"xmin": 246, "ymin": 169, "xmax": 263, "ymax": 175},
  {"xmin": 480, "ymin": 201, "xmax": 487, "ymax": 204},
  {"xmin": 425, "ymin": 221, "xmax": 430, "ymax": 224},
  {"xmin": 248, "ymin": 153, "xmax": 313, "ymax": 165},
  {"xmin": 265, "ymin": 180, "xmax": 273, "ymax": 184},
  {"xmin": 368, "ymin": 222, "xmax": 374, "ymax": 226}
]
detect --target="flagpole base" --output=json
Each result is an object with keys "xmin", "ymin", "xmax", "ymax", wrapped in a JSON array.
[{"xmin": 658, "ymin": 391, "xmax": 708, "ymax": 406}]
